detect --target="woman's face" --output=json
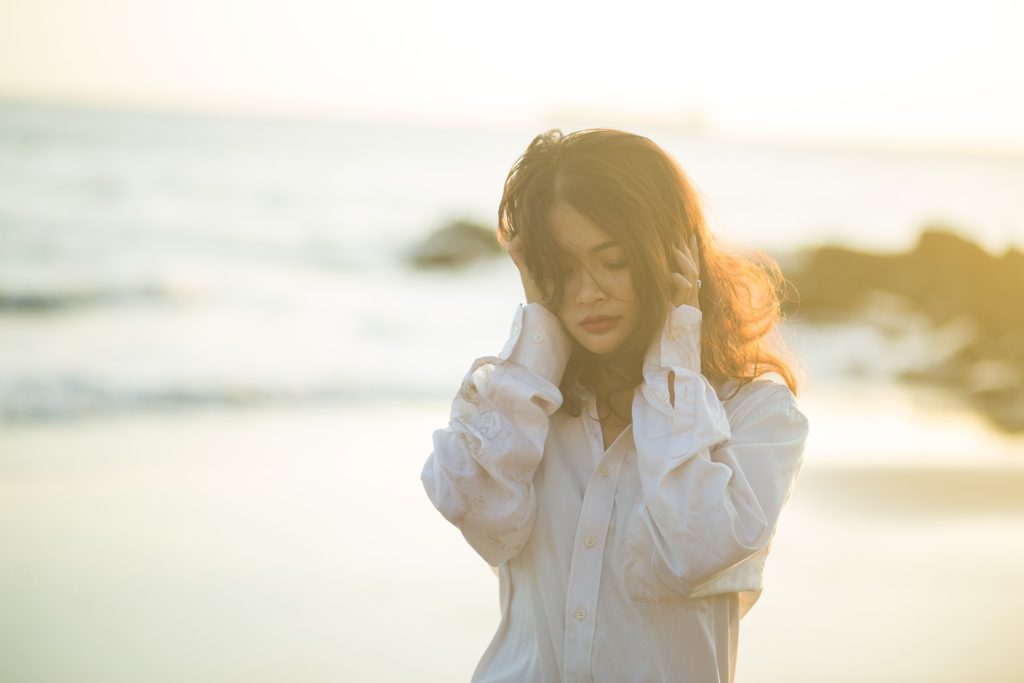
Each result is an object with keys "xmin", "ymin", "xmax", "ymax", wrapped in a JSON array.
[{"xmin": 546, "ymin": 201, "xmax": 639, "ymax": 355}]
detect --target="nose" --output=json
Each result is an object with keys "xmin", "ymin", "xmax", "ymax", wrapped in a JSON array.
[{"xmin": 573, "ymin": 265, "xmax": 607, "ymax": 305}]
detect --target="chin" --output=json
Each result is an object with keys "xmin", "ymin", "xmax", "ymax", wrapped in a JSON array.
[{"xmin": 575, "ymin": 335, "xmax": 627, "ymax": 356}]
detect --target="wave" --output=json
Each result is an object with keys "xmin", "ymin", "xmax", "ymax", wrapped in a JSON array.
[
  {"xmin": 0, "ymin": 376, "xmax": 443, "ymax": 423},
  {"xmin": 0, "ymin": 286, "xmax": 174, "ymax": 313},
  {"xmin": 0, "ymin": 284, "xmax": 185, "ymax": 312}
]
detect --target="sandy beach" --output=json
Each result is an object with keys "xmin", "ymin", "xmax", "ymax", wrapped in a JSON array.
[
  {"xmin": 3, "ymin": 85, "xmax": 1023, "ymax": 683},
  {"xmin": 1, "ymin": 393, "xmax": 1023, "ymax": 683}
]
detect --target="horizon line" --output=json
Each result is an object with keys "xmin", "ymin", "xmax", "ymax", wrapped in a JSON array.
[{"xmin": 2, "ymin": 92, "xmax": 1023, "ymax": 161}]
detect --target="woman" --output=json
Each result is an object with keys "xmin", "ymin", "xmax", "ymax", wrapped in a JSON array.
[{"xmin": 420, "ymin": 128, "xmax": 809, "ymax": 683}]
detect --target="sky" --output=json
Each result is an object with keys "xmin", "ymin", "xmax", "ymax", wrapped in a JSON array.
[{"xmin": 1, "ymin": 0, "xmax": 1023, "ymax": 151}]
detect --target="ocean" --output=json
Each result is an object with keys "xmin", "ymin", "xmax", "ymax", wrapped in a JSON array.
[{"xmin": 3, "ymin": 99, "xmax": 1023, "ymax": 427}]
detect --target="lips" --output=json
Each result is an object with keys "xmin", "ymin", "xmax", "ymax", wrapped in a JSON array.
[{"xmin": 580, "ymin": 316, "xmax": 619, "ymax": 333}]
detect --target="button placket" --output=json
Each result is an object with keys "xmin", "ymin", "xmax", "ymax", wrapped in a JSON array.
[
  {"xmin": 562, "ymin": 447, "xmax": 626, "ymax": 683},
  {"xmin": 581, "ymin": 391, "xmax": 608, "ymax": 464}
]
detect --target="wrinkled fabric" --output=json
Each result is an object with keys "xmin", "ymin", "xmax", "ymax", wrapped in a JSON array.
[{"xmin": 421, "ymin": 302, "xmax": 809, "ymax": 683}]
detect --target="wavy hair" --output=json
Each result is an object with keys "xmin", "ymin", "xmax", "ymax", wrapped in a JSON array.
[{"xmin": 496, "ymin": 128, "xmax": 803, "ymax": 420}]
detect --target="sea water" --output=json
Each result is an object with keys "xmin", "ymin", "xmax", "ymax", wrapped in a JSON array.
[{"xmin": 2, "ymin": 99, "xmax": 1023, "ymax": 428}]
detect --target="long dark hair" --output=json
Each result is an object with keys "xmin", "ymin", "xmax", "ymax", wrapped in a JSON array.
[{"xmin": 497, "ymin": 128, "xmax": 801, "ymax": 420}]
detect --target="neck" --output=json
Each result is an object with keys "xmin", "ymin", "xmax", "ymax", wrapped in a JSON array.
[
  {"xmin": 593, "ymin": 364, "xmax": 634, "ymax": 424},
  {"xmin": 592, "ymin": 352, "xmax": 640, "ymax": 393}
]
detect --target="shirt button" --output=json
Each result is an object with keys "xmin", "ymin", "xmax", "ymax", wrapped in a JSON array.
[
  {"xmin": 584, "ymin": 535, "xmax": 596, "ymax": 548},
  {"xmin": 511, "ymin": 325, "xmax": 520, "ymax": 335},
  {"xmin": 656, "ymin": 390, "xmax": 669, "ymax": 402},
  {"xmin": 575, "ymin": 608, "xmax": 587, "ymax": 620},
  {"xmin": 599, "ymin": 465, "xmax": 610, "ymax": 478},
  {"xmin": 532, "ymin": 333, "xmax": 544, "ymax": 343}
]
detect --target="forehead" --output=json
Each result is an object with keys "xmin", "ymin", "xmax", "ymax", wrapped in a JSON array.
[{"xmin": 546, "ymin": 202, "xmax": 618, "ymax": 253}]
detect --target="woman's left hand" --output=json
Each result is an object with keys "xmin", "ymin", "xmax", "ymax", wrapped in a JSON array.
[
  {"xmin": 666, "ymin": 234, "xmax": 702, "ymax": 408},
  {"xmin": 670, "ymin": 234, "xmax": 701, "ymax": 310}
]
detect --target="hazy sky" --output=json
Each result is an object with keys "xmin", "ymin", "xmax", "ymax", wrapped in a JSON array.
[{"xmin": 2, "ymin": 0, "xmax": 1022, "ymax": 150}]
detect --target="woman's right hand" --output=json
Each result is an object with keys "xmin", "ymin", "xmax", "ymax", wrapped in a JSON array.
[{"xmin": 506, "ymin": 233, "xmax": 552, "ymax": 308}]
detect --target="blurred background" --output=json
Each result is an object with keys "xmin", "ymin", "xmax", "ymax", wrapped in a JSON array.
[{"xmin": 1, "ymin": 1, "xmax": 1023, "ymax": 681}]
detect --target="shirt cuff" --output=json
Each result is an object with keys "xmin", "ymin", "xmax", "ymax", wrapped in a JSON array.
[
  {"xmin": 644, "ymin": 304, "xmax": 702, "ymax": 375},
  {"xmin": 497, "ymin": 303, "xmax": 572, "ymax": 386}
]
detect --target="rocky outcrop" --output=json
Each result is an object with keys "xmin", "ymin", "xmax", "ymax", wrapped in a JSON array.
[
  {"xmin": 408, "ymin": 218, "xmax": 502, "ymax": 268},
  {"xmin": 784, "ymin": 225, "xmax": 1024, "ymax": 433}
]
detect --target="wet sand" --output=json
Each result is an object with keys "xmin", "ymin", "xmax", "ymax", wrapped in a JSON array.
[
  {"xmin": 1, "ymin": 401, "xmax": 1022, "ymax": 682},
  {"xmin": 738, "ymin": 463, "xmax": 1024, "ymax": 682}
]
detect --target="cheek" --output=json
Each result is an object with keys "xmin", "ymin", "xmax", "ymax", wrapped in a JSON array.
[
  {"xmin": 556, "ymin": 310, "xmax": 574, "ymax": 332},
  {"xmin": 615, "ymin": 272, "xmax": 637, "ymax": 302}
]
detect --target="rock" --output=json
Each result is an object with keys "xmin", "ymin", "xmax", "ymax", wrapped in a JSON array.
[
  {"xmin": 785, "ymin": 225, "xmax": 1024, "ymax": 333},
  {"xmin": 968, "ymin": 387, "xmax": 1024, "ymax": 433},
  {"xmin": 783, "ymin": 224, "xmax": 1024, "ymax": 435},
  {"xmin": 408, "ymin": 219, "xmax": 503, "ymax": 268}
]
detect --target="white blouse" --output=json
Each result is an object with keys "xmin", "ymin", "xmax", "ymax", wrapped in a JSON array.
[{"xmin": 420, "ymin": 302, "xmax": 809, "ymax": 683}]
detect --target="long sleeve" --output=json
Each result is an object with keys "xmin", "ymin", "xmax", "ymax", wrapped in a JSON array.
[
  {"xmin": 421, "ymin": 302, "xmax": 572, "ymax": 566},
  {"xmin": 630, "ymin": 303, "xmax": 809, "ymax": 599}
]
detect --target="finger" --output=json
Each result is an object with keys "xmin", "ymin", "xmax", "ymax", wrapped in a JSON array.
[
  {"xmin": 674, "ymin": 245, "xmax": 698, "ymax": 277},
  {"xmin": 673, "ymin": 244, "xmax": 688, "ymax": 265},
  {"xmin": 670, "ymin": 271, "xmax": 694, "ymax": 291}
]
